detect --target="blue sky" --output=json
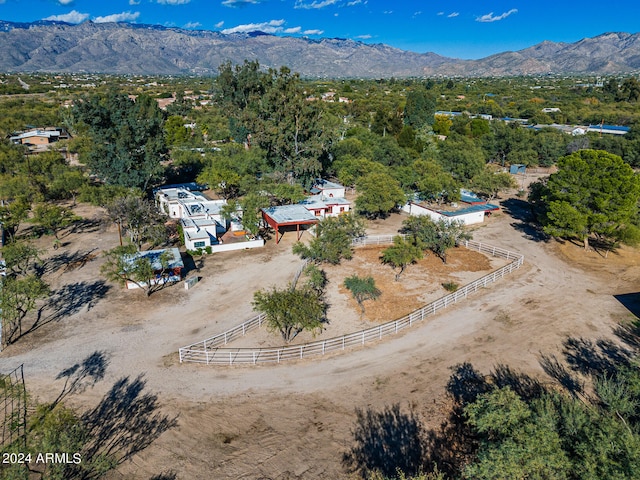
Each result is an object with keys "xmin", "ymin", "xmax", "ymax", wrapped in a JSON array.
[{"xmin": 1, "ymin": 0, "xmax": 639, "ymax": 59}]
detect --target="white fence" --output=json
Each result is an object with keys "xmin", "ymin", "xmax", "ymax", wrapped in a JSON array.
[{"xmin": 178, "ymin": 237, "xmax": 524, "ymax": 365}]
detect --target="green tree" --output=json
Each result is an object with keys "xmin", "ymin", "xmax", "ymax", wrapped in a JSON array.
[
  {"xmin": 404, "ymin": 88, "xmax": 436, "ymax": 129},
  {"xmin": 381, "ymin": 235, "xmax": 423, "ymax": 281},
  {"xmin": 344, "ymin": 275, "xmax": 381, "ymax": 316},
  {"xmin": 30, "ymin": 203, "xmax": 78, "ymax": 240},
  {"xmin": 470, "ymin": 167, "xmax": 516, "ymax": 201},
  {"xmin": 431, "ymin": 219, "xmax": 471, "ymax": 264},
  {"xmin": 463, "ymin": 388, "xmax": 572, "ymax": 480},
  {"xmin": 413, "ymin": 159, "xmax": 460, "ymax": 204},
  {"xmin": 164, "ymin": 115, "xmax": 192, "ymax": 146},
  {"xmin": 0, "ymin": 274, "xmax": 50, "ymax": 347},
  {"xmin": 106, "ymin": 196, "xmax": 168, "ymax": 250},
  {"xmin": 438, "ymin": 135, "xmax": 485, "ymax": 183},
  {"xmin": 252, "ymin": 285, "xmax": 325, "ymax": 342},
  {"xmin": 400, "ymin": 215, "xmax": 438, "ymax": 250},
  {"xmin": 292, "ymin": 213, "xmax": 365, "ymax": 265},
  {"xmin": 539, "ymin": 149, "xmax": 640, "ymax": 250},
  {"xmin": 238, "ymin": 192, "xmax": 270, "ymax": 237},
  {"xmin": 70, "ymin": 93, "xmax": 167, "ymax": 190},
  {"xmin": 1, "ymin": 241, "xmax": 40, "ymax": 276},
  {"xmin": 356, "ymin": 172, "xmax": 406, "ymax": 218},
  {"xmin": 48, "ymin": 167, "xmax": 87, "ymax": 205}
]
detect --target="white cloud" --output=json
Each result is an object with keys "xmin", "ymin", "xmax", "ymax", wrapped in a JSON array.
[
  {"xmin": 303, "ymin": 29, "xmax": 323, "ymax": 35},
  {"xmin": 157, "ymin": 0, "xmax": 190, "ymax": 4},
  {"xmin": 476, "ymin": 9, "xmax": 517, "ymax": 23},
  {"xmin": 383, "ymin": 10, "xmax": 392, "ymax": 14},
  {"xmin": 284, "ymin": 26, "xmax": 302, "ymax": 33},
  {"xmin": 437, "ymin": 11, "xmax": 444, "ymax": 16},
  {"xmin": 183, "ymin": 21, "xmax": 201, "ymax": 28},
  {"xmin": 58, "ymin": 0, "xmax": 74, "ymax": 5},
  {"xmin": 44, "ymin": 10, "xmax": 89, "ymax": 23},
  {"xmin": 129, "ymin": 0, "xmax": 141, "ymax": 4},
  {"xmin": 221, "ymin": 19, "xmax": 285, "ymax": 34},
  {"xmin": 447, "ymin": 12, "xmax": 459, "ymax": 18},
  {"xmin": 346, "ymin": 0, "xmax": 362, "ymax": 6},
  {"xmin": 222, "ymin": 0, "xmax": 261, "ymax": 7},
  {"xmin": 93, "ymin": 11, "xmax": 141, "ymax": 23},
  {"xmin": 295, "ymin": 0, "xmax": 338, "ymax": 9},
  {"xmin": 355, "ymin": 34, "xmax": 372, "ymax": 39},
  {"xmin": 413, "ymin": 11, "xmax": 422, "ymax": 17},
  {"xmin": 215, "ymin": 20, "xmax": 225, "ymax": 28}
]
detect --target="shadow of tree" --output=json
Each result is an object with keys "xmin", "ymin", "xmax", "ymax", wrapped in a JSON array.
[
  {"xmin": 423, "ymin": 363, "xmax": 549, "ymax": 478},
  {"xmin": 613, "ymin": 317, "xmax": 640, "ymax": 351},
  {"xmin": 562, "ymin": 337, "xmax": 632, "ymax": 378},
  {"xmin": 500, "ymin": 198, "xmax": 549, "ymax": 243},
  {"xmin": 539, "ymin": 353, "xmax": 585, "ymax": 396},
  {"xmin": 68, "ymin": 216, "xmax": 104, "ymax": 235},
  {"xmin": 150, "ymin": 472, "xmax": 177, "ymax": 480},
  {"xmin": 36, "ymin": 248, "xmax": 98, "ymax": 275},
  {"xmin": 29, "ymin": 280, "xmax": 110, "ymax": 335},
  {"xmin": 80, "ymin": 374, "xmax": 178, "ymax": 468},
  {"xmin": 52, "ymin": 351, "xmax": 109, "ymax": 407},
  {"xmin": 343, "ymin": 403, "xmax": 424, "ymax": 479}
]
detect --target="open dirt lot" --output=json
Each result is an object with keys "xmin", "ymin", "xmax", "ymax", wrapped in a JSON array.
[{"xmin": 1, "ymin": 195, "xmax": 639, "ymax": 479}]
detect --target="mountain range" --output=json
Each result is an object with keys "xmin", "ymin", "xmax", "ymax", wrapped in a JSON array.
[{"xmin": 0, "ymin": 20, "xmax": 639, "ymax": 77}]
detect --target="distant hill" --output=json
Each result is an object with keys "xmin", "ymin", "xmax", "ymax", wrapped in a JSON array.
[{"xmin": 0, "ymin": 21, "xmax": 638, "ymax": 77}]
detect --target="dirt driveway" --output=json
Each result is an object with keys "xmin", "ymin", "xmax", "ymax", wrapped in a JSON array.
[{"xmin": 1, "ymin": 196, "xmax": 639, "ymax": 479}]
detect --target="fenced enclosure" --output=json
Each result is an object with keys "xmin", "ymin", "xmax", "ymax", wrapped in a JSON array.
[
  {"xmin": 0, "ymin": 364, "xmax": 27, "ymax": 449},
  {"xmin": 179, "ymin": 237, "xmax": 524, "ymax": 365}
]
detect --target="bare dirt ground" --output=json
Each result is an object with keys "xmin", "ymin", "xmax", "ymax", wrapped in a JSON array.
[{"xmin": 2, "ymin": 193, "xmax": 639, "ymax": 480}]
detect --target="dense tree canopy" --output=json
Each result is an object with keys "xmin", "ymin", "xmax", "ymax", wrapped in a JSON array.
[
  {"xmin": 536, "ymin": 149, "xmax": 640, "ymax": 250},
  {"xmin": 70, "ymin": 93, "xmax": 167, "ymax": 190}
]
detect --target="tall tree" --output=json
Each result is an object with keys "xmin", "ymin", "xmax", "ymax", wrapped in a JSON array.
[
  {"xmin": 404, "ymin": 87, "xmax": 436, "ymax": 129},
  {"xmin": 106, "ymin": 196, "xmax": 168, "ymax": 250},
  {"xmin": 355, "ymin": 172, "xmax": 406, "ymax": 218},
  {"xmin": 539, "ymin": 149, "xmax": 640, "ymax": 250},
  {"xmin": 70, "ymin": 93, "xmax": 167, "ymax": 190}
]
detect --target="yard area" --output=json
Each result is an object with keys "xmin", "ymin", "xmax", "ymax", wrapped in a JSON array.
[{"xmin": 1, "ymin": 196, "xmax": 639, "ymax": 479}]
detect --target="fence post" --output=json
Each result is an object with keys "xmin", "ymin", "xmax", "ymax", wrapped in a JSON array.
[
  {"xmin": 379, "ymin": 326, "xmax": 382, "ymax": 339},
  {"xmin": 300, "ymin": 346, "xmax": 303, "ymax": 359},
  {"xmin": 277, "ymin": 350, "xmax": 280, "ymax": 363},
  {"xmin": 323, "ymin": 341, "xmax": 326, "ymax": 355}
]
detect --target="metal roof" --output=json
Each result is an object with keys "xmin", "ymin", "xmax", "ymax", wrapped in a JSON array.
[{"xmin": 262, "ymin": 204, "xmax": 318, "ymax": 225}]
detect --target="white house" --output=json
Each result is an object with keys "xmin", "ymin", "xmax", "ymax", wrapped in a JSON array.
[
  {"xmin": 155, "ymin": 186, "xmax": 264, "ymax": 252},
  {"xmin": 310, "ymin": 179, "xmax": 346, "ymax": 199},
  {"xmin": 303, "ymin": 179, "xmax": 351, "ymax": 218},
  {"xmin": 299, "ymin": 194, "xmax": 351, "ymax": 218},
  {"xmin": 402, "ymin": 201, "xmax": 498, "ymax": 226}
]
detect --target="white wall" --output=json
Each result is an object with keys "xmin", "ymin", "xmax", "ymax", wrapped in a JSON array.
[{"xmin": 402, "ymin": 202, "xmax": 486, "ymax": 225}]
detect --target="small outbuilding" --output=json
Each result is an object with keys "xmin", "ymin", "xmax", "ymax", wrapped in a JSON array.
[
  {"xmin": 509, "ymin": 164, "xmax": 527, "ymax": 175},
  {"xmin": 123, "ymin": 248, "xmax": 184, "ymax": 290}
]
